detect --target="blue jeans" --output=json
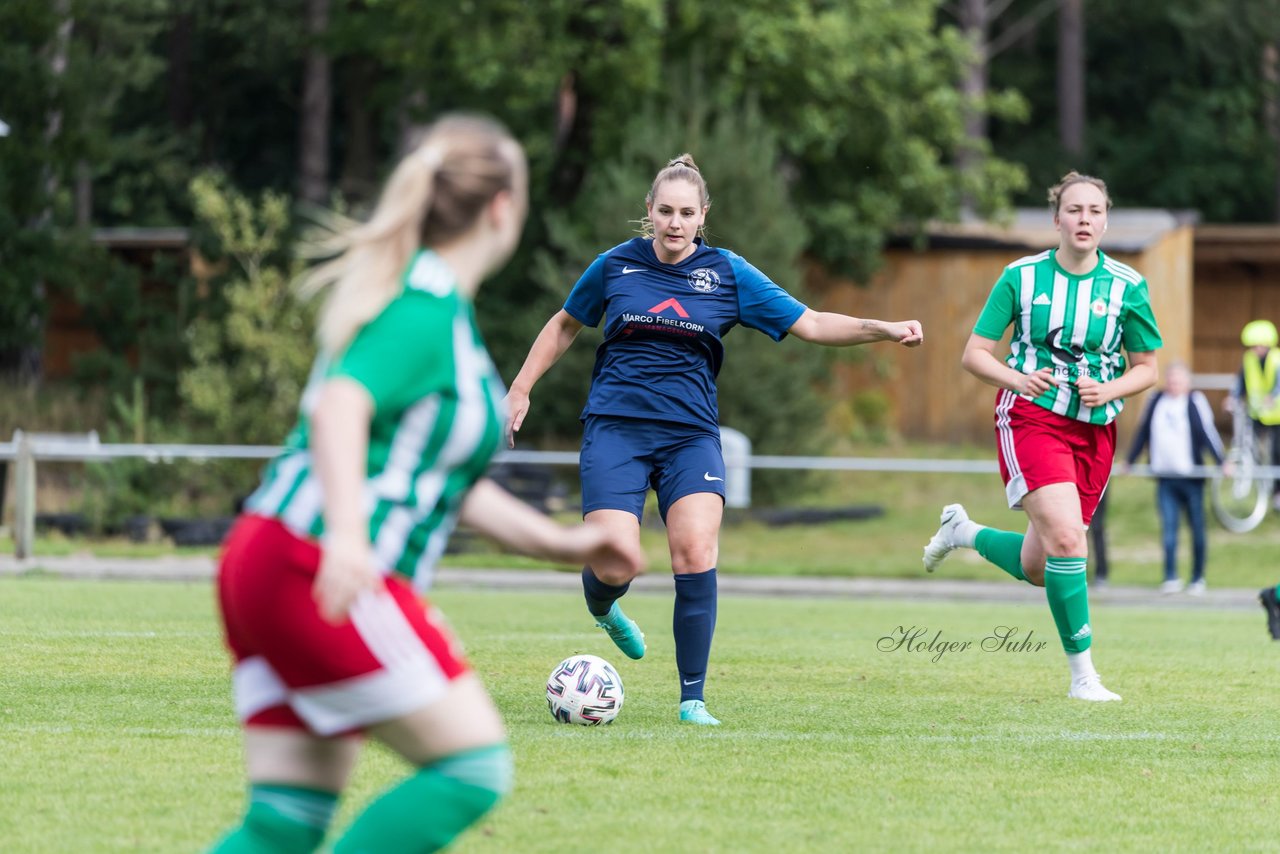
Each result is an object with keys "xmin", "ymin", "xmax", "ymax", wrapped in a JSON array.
[{"xmin": 1156, "ymin": 477, "xmax": 1207, "ymax": 583}]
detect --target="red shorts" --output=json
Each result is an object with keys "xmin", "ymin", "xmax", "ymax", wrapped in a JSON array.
[
  {"xmin": 994, "ymin": 390, "xmax": 1115, "ymax": 526},
  {"xmin": 216, "ymin": 514, "xmax": 469, "ymax": 736}
]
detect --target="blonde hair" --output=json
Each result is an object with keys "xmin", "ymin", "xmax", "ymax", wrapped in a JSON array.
[
  {"xmin": 299, "ymin": 114, "xmax": 523, "ymax": 355},
  {"xmin": 638, "ymin": 153, "xmax": 711, "ymax": 238},
  {"xmin": 1047, "ymin": 170, "xmax": 1112, "ymax": 212}
]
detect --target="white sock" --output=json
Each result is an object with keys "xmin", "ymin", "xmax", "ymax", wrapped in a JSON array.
[
  {"xmin": 1067, "ymin": 649, "xmax": 1097, "ymax": 682},
  {"xmin": 953, "ymin": 521, "xmax": 984, "ymax": 549}
]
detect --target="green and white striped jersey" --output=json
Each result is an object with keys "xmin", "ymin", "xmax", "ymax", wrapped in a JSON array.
[
  {"xmin": 245, "ymin": 250, "xmax": 506, "ymax": 589},
  {"xmin": 973, "ymin": 249, "xmax": 1162, "ymax": 425}
]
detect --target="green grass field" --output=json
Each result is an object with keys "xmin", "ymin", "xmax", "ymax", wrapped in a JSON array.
[{"xmin": 1, "ymin": 576, "xmax": 1276, "ymax": 852}]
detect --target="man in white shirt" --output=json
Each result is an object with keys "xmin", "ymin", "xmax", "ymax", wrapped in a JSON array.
[{"xmin": 1125, "ymin": 362, "xmax": 1227, "ymax": 594}]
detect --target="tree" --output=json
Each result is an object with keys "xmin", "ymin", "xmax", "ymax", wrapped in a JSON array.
[
  {"xmin": 989, "ymin": 0, "xmax": 1280, "ymax": 221},
  {"xmin": 180, "ymin": 172, "xmax": 313, "ymax": 444},
  {"xmin": 1057, "ymin": 0, "xmax": 1084, "ymax": 156},
  {"xmin": 298, "ymin": 0, "xmax": 332, "ymax": 205}
]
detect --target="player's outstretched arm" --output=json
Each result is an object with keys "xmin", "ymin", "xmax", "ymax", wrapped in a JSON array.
[
  {"xmin": 505, "ymin": 310, "xmax": 585, "ymax": 447},
  {"xmin": 459, "ymin": 479, "xmax": 645, "ymax": 575},
  {"xmin": 787, "ymin": 309, "xmax": 923, "ymax": 347}
]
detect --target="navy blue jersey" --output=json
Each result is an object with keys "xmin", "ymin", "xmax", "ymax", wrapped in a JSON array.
[{"xmin": 564, "ymin": 237, "xmax": 807, "ymax": 431}]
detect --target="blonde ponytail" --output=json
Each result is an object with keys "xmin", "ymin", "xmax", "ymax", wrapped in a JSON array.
[
  {"xmin": 296, "ymin": 114, "xmax": 520, "ymax": 356},
  {"xmin": 298, "ymin": 149, "xmax": 441, "ymax": 355}
]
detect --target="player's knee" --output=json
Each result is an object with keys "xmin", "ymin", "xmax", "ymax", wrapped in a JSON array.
[
  {"xmin": 590, "ymin": 563, "xmax": 638, "ymax": 586},
  {"xmin": 1040, "ymin": 528, "xmax": 1086, "ymax": 558},
  {"xmin": 670, "ymin": 544, "xmax": 717, "ymax": 573}
]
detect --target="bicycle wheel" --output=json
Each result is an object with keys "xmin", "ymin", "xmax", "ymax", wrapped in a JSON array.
[{"xmin": 1212, "ymin": 446, "xmax": 1272, "ymax": 533}]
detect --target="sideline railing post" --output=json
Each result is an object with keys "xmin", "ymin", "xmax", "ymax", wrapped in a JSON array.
[
  {"xmin": 12, "ymin": 430, "xmax": 34, "ymax": 560},
  {"xmin": 720, "ymin": 426, "xmax": 752, "ymax": 509}
]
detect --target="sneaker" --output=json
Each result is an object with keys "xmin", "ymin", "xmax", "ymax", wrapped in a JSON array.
[
  {"xmin": 1186, "ymin": 579, "xmax": 1206, "ymax": 596},
  {"xmin": 1159, "ymin": 578, "xmax": 1184, "ymax": 594},
  {"xmin": 1259, "ymin": 587, "xmax": 1280, "ymax": 640},
  {"xmin": 679, "ymin": 699, "xmax": 721, "ymax": 726},
  {"xmin": 1068, "ymin": 674, "xmax": 1122, "ymax": 702},
  {"xmin": 923, "ymin": 503, "xmax": 969, "ymax": 573},
  {"xmin": 594, "ymin": 602, "xmax": 645, "ymax": 660}
]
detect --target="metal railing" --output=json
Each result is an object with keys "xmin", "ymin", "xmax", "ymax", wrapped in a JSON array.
[
  {"xmin": 7, "ymin": 433, "xmax": 1273, "ymax": 560},
  {"xmin": 0, "ymin": 372, "xmax": 1254, "ymax": 558}
]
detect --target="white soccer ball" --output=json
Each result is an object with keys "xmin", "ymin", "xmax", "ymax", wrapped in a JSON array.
[{"xmin": 545, "ymin": 654, "xmax": 625, "ymax": 725}]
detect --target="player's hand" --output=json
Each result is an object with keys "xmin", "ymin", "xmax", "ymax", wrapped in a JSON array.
[
  {"xmin": 313, "ymin": 531, "xmax": 381, "ymax": 624},
  {"xmin": 560, "ymin": 522, "xmax": 646, "ymax": 580},
  {"xmin": 503, "ymin": 388, "xmax": 531, "ymax": 449},
  {"xmin": 1077, "ymin": 375, "xmax": 1113, "ymax": 408},
  {"xmin": 1016, "ymin": 368, "xmax": 1057, "ymax": 397},
  {"xmin": 888, "ymin": 320, "xmax": 923, "ymax": 348}
]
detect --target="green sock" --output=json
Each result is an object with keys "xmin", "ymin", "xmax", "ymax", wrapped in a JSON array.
[
  {"xmin": 1044, "ymin": 556, "xmax": 1091, "ymax": 653},
  {"xmin": 333, "ymin": 744, "xmax": 512, "ymax": 853},
  {"xmin": 974, "ymin": 528, "xmax": 1027, "ymax": 582},
  {"xmin": 209, "ymin": 783, "xmax": 337, "ymax": 854}
]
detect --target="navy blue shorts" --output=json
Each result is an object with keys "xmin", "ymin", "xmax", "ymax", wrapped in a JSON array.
[{"xmin": 580, "ymin": 415, "xmax": 725, "ymax": 522}]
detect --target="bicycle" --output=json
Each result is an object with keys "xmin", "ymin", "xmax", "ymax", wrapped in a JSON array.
[{"xmin": 1211, "ymin": 402, "xmax": 1274, "ymax": 532}]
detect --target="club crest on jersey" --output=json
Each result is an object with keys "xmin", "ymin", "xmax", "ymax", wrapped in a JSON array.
[
  {"xmin": 687, "ymin": 268, "xmax": 720, "ymax": 293},
  {"xmin": 1090, "ymin": 298, "xmax": 1108, "ymax": 318}
]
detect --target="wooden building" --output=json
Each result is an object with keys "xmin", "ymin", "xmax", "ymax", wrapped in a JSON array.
[
  {"xmin": 806, "ymin": 210, "xmax": 1196, "ymax": 446},
  {"xmin": 43, "ymin": 228, "xmax": 191, "ymax": 378},
  {"xmin": 1191, "ymin": 225, "xmax": 1280, "ymax": 408}
]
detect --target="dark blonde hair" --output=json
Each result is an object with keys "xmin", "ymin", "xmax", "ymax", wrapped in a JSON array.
[
  {"xmin": 1047, "ymin": 171, "xmax": 1112, "ymax": 212},
  {"xmin": 639, "ymin": 154, "xmax": 711, "ymax": 238},
  {"xmin": 300, "ymin": 114, "xmax": 525, "ymax": 354},
  {"xmin": 646, "ymin": 153, "xmax": 710, "ymax": 208}
]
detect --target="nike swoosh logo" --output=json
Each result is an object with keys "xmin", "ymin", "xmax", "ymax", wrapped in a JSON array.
[
  {"xmin": 621, "ymin": 265, "xmax": 640, "ymax": 274},
  {"xmin": 703, "ymin": 473, "xmax": 724, "ymax": 481},
  {"xmin": 683, "ymin": 679, "xmax": 702, "ymax": 685}
]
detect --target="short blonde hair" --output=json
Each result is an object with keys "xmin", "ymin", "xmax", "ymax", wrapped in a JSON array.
[{"xmin": 1047, "ymin": 171, "xmax": 1111, "ymax": 212}]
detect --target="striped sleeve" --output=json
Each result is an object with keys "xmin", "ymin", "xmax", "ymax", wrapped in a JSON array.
[
  {"xmin": 331, "ymin": 290, "xmax": 455, "ymax": 416},
  {"xmin": 1112, "ymin": 267, "xmax": 1162, "ymax": 352},
  {"xmin": 973, "ymin": 269, "xmax": 1018, "ymax": 340}
]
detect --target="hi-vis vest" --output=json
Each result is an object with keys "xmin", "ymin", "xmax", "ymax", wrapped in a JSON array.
[{"xmin": 1243, "ymin": 348, "xmax": 1280, "ymax": 425}]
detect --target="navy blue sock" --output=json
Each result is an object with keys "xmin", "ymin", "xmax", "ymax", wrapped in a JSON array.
[
  {"xmin": 673, "ymin": 569, "xmax": 717, "ymax": 702},
  {"xmin": 582, "ymin": 567, "xmax": 631, "ymax": 617}
]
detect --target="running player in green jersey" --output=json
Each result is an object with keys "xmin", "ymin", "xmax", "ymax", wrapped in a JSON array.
[
  {"xmin": 923, "ymin": 171, "xmax": 1161, "ymax": 702},
  {"xmin": 209, "ymin": 115, "xmax": 643, "ymax": 854}
]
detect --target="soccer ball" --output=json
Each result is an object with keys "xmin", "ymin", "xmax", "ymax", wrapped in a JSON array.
[{"xmin": 545, "ymin": 654, "xmax": 624, "ymax": 725}]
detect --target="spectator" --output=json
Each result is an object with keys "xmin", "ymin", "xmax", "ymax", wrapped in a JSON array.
[
  {"xmin": 1126, "ymin": 361, "xmax": 1227, "ymax": 595},
  {"xmin": 1229, "ymin": 320, "xmax": 1280, "ymax": 508}
]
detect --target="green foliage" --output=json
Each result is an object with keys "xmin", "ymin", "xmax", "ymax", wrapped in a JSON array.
[
  {"xmin": 179, "ymin": 171, "xmax": 314, "ymax": 445},
  {"xmin": 663, "ymin": 0, "xmax": 1028, "ymax": 276},
  {"xmin": 347, "ymin": 0, "xmax": 1024, "ymax": 278},
  {"xmin": 990, "ymin": 0, "xmax": 1280, "ymax": 220},
  {"xmin": 0, "ymin": 0, "xmax": 175, "ymax": 371}
]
